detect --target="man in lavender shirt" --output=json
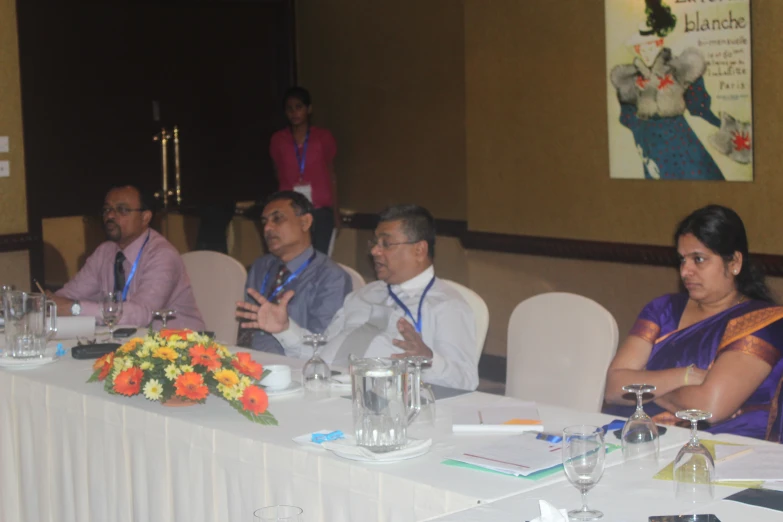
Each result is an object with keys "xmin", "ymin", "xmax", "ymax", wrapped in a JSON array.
[{"xmin": 51, "ymin": 184, "xmax": 205, "ymax": 331}]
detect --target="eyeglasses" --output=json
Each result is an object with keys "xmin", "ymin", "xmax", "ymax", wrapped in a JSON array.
[
  {"xmin": 367, "ymin": 238, "xmax": 418, "ymax": 251},
  {"xmin": 102, "ymin": 206, "xmax": 145, "ymax": 217}
]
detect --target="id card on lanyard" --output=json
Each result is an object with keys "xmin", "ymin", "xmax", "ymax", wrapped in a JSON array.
[
  {"xmin": 387, "ymin": 276, "xmax": 436, "ymax": 334},
  {"xmin": 293, "ymin": 127, "xmax": 312, "ymax": 202},
  {"xmin": 122, "ymin": 231, "xmax": 151, "ymax": 302}
]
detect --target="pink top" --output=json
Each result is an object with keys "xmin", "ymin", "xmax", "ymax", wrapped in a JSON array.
[
  {"xmin": 56, "ymin": 229, "xmax": 205, "ymax": 331},
  {"xmin": 270, "ymin": 125, "xmax": 336, "ymax": 209}
]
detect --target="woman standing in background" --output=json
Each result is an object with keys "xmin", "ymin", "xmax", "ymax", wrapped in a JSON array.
[{"xmin": 269, "ymin": 87, "xmax": 339, "ymax": 254}]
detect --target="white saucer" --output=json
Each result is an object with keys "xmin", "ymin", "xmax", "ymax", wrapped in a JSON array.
[
  {"xmin": 0, "ymin": 355, "xmax": 57, "ymax": 370},
  {"xmin": 265, "ymin": 381, "xmax": 303, "ymax": 397},
  {"xmin": 321, "ymin": 436, "xmax": 432, "ymax": 463}
]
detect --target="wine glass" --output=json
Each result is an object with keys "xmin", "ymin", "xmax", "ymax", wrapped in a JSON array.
[
  {"xmin": 253, "ymin": 505, "xmax": 304, "ymax": 521},
  {"xmin": 562, "ymin": 425, "xmax": 606, "ymax": 521},
  {"xmin": 673, "ymin": 409, "xmax": 714, "ymax": 503},
  {"xmin": 102, "ymin": 292, "xmax": 123, "ymax": 339},
  {"xmin": 302, "ymin": 334, "xmax": 330, "ymax": 398},
  {"xmin": 151, "ymin": 309, "xmax": 177, "ymax": 328},
  {"xmin": 621, "ymin": 384, "xmax": 660, "ymax": 468}
]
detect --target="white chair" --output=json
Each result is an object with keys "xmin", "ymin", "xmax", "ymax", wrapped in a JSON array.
[
  {"xmin": 442, "ymin": 279, "xmax": 489, "ymax": 358},
  {"xmin": 338, "ymin": 262, "xmax": 366, "ymax": 291},
  {"xmin": 181, "ymin": 251, "xmax": 247, "ymax": 345},
  {"xmin": 506, "ymin": 292, "xmax": 619, "ymax": 412}
]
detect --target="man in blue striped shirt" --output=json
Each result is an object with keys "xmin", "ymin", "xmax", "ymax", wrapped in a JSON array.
[{"xmin": 237, "ymin": 191, "xmax": 351, "ymax": 353}]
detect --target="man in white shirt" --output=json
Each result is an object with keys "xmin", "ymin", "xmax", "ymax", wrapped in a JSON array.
[{"xmin": 236, "ymin": 204, "xmax": 479, "ymax": 390}]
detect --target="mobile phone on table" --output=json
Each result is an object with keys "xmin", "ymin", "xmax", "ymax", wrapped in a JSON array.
[
  {"xmin": 113, "ymin": 327, "xmax": 138, "ymax": 338},
  {"xmin": 648, "ymin": 515, "xmax": 720, "ymax": 522}
]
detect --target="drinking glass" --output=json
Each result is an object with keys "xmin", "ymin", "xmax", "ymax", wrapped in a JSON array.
[
  {"xmin": 673, "ymin": 409, "xmax": 714, "ymax": 503},
  {"xmin": 621, "ymin": 384, "xmax": 660, "ymax": 468},
  {"xmin": 302, "ymin": 334, "xmax": 330, "ymax": 398},
  {"xmin": 562, "ymin": 425, "xmax": 606, "ymax": 521},
  {"xmin": 0, "ymin": 284, "xmax": 15, "ymax": 319},
  {"xmin": 102, "ymin": 292, "xmax": 123, "ymax": 339},
  {"xmin": 253, "ymin": 505, "xmax": 304, "ymax": 521}
]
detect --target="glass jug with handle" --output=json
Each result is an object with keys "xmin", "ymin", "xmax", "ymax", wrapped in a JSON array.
[
  {"xmin": 349, "ymin": 355, "xmax": 426, "ymax": 453},
  {"xmin": 3, "ymin": 291, "xmax": 57, "ymax": 358}
]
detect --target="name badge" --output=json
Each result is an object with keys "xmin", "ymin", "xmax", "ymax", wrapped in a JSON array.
[{"xmin": 293, "ymin": 183, "xmax": 313, "ymax": 202}]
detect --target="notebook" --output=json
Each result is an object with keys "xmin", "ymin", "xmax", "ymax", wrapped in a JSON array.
[{"xmin": 451, "ymin": 401, "xmax": 543, "ymax": 433}]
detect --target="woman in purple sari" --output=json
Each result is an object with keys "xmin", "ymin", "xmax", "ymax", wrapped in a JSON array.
[{"xmin": 604, "ymin": 205, "xmax": 783, "ymax": 441}]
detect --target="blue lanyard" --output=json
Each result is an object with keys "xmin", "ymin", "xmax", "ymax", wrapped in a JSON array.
[
  {"xmin": 387, "ymin": 276, "xmax": 436, "ymax": 334},
  {"xmin": 122, "ymin": 231, "xmax": 151, "ymax": 301},
  {"xmin": 293, "ymin": 127, "xmax": 310, "ymax": 180},
  {"xmin": 260, "ymin": 252, "xmax": 316, "ymax": 300}
]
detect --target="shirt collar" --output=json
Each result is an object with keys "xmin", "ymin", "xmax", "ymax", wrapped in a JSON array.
[
  {"xmin": 285, "ymin": 246, "xmax": 315, "ymax": 272},
  {"xmin": 119, "ymin": 229, "xmax": 151, "ymax": 262},
  {"xmin": 395, "ymin": 265, "xmax": 435, "ymax": 294}
]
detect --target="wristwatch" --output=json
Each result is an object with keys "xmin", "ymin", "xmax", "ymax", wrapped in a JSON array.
[{"xmin": 71, "ymin": 300, "xmax": 82, "ymax": 316}]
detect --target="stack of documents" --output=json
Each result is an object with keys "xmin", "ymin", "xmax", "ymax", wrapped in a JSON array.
[
  {"xmin": 451, "ymin": 401, "xmax": 543, "ymax": 433},
  {"xmin": 448, "ymin": 432, "xmax": 561, "ymax": 477},
  {"xmin": 716, "ymin": 444, "xmax": 783, "ymax": 481}
]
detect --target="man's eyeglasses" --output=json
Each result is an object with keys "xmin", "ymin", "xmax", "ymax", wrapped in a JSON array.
[
  {"xmin": 102, "ymin": 206, "xmax": 145, "ymax": 217},
  {"xmin": 368, "ymin": 238, "xmax": 418, "ymax": 251}
]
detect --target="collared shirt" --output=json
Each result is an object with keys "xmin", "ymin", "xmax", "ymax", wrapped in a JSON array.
[
  {"xmin": 56, "ymin": 229, "xmax": 205, "ymax": 331},
  {"xmin": 242, "ymin": 246, "xmax": 351, "ymax": 353},
  {"xmin": 274, "ymin": 265, "xmax": 479, "ymax": 390}
]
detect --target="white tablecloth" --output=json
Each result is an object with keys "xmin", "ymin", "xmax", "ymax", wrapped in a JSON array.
[
  {"xmin": 0, "ymin": 347, "xmax": 642, "ymax": 522},
  {"xmin": 0, "ymin": 344, "xmax": 774, "ymax": 522},
  {"xmin": 426, "ymin": 433, "xmax": 783, "ymax": 521}
]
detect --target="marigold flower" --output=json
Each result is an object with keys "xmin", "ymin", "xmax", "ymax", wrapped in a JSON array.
[
  {"xmin": 214, "ymin": 369, "xmax": 240, "ymax": 388},
  {"xmin": 153, "ymin": 347, "xmax": 179, "ymax": 362},
  {"xmin": 114, "ymin": 367, "xmax": 144, "ymax": 396},
  {"xmin": 232, "ymin": 352, "xmax": 263, "ymax": 380},
  {"xmin": 119, "ymin": 338, "xmax": 144, "ymax": 353},
  {"xmin": 174, "ymin": 372, "xmax": 209, "ymax": 401},
  {"xmin": 239, "ymin": 385, "xmax": 268, "ymax": 415}
]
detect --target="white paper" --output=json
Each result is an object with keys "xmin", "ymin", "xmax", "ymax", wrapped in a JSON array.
[
  {"xmin": 449, "ymin": 433, "xmax": 561, "ymax": 476},
  {"xmin": 452, "ymin": 402, "xmax": 543, "ymax": 433},
  {"xmin": 716, "ymin": 445, "xmax": 783, "ymax": 481},
  {"xmin": 53, "ymin": 316, "xmax": 96, "ymax": 340},
  {"xmin": 714, "ymin": 444, "xmax": 753, "ymax": 463}
]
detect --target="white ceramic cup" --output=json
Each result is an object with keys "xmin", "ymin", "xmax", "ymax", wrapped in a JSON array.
[{"xmin": 260, "ymin": 364, "xmax": 292, "ymax": 391}]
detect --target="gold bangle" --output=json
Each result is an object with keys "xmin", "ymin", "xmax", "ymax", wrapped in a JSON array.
[{"xmin": 684, "ymin": 364, "xmax": 695, "ymax": 385}]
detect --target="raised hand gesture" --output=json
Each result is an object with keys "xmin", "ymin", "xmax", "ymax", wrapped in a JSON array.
[{"xmin": 235, "ymin": 288, "xmax": 294, "ymax": 334}]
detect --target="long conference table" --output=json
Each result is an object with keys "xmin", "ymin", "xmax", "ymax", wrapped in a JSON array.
[{"xmin": 0, "ymin": 340, "xmax": 781, "ymax": 521}]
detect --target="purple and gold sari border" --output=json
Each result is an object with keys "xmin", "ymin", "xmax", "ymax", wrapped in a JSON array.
[
  {"xmin": 629, "ymin": 319, "xmax": 660, "ymax": 344},
  {"xmin": 718, "ymin": 335, "xmax": 780, "ymax": 367},
  {"xmin": 719, "ymin": 306, "xmax": 783, "ymax": 350}
]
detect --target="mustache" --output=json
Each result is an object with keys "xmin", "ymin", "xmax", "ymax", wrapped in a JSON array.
[
  {"xmin": 105, "ymin": 220, "xmax": 117, "ymax": 227},
  {"xmin": 264, "ymin": 234, "xmax": 279, "ymax": 241}
]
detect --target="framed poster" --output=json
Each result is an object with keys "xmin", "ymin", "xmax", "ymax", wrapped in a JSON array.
[{"xmin": 605, "ymin": 0, "xmax": 752, "ymax": 181}]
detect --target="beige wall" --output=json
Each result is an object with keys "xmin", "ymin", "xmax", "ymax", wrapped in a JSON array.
[
  {"xmin": 0, "ymin": 0, "xmax": 30, "ymax": 290},
  {"xmin": 464, "ymin": 0, "xmax": 783, "ymax": 253},
  {"xmin": 295, "ymin": 0, "xmax": 467, "ymax": 220},
  {"xmin": 0, "ymin": 0, "xmax": 27, "ymax": 236}
]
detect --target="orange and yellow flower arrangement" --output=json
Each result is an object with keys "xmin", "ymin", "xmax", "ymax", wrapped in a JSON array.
[{"xmin": 87, "ymin": 329, "xmax": 277, "ymax": 425}]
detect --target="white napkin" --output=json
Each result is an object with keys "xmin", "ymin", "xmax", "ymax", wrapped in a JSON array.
[
  {"xmin": 53, "ymin": 316, "xmax": 96, "ymax": 340},
  {"xmin": 529, "ymin": 500, "xmax": 569, "ymax": 522},
  {"xmin": 321, "ymin": 437, "xmax": 432, "ymax": 462}
]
